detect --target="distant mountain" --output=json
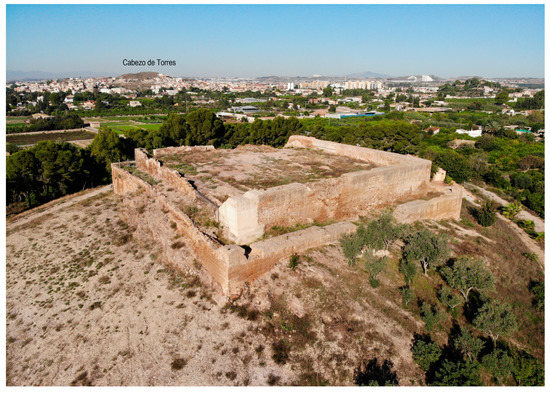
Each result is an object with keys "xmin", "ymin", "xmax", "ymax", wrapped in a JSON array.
[
  {"xmin": 344, "ymin": 71, "xmax": 392, "ymax": 79},
  {"xmin": 7, "ymin": 70, "xmax": 110, "ymax": 82}
]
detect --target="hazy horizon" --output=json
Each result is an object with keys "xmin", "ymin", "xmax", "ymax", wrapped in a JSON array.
[{"xmin": 7, "ymin": 4, "xmax": 545, "ymax": 79}]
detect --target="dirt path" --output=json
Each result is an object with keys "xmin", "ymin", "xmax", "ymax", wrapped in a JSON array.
[
  {"xmin": 461, "ymin": 185, "xmax": 544, "ymax": 269},
  {"xmin": 465, "ymin": 182, "xmax": 545, "ymax": 232},
  {"xmin": 7, "ymin": 184, "xmax": 112, "ymax": 232}
]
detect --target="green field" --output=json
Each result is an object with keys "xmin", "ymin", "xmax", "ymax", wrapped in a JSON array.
[
  {"xmin": 101, "ymin": 122, "xmax": 163, "ymax": 134},
  {"xmin": 7, "ymin": 131, "xmax": 96, "ymax": 145}
]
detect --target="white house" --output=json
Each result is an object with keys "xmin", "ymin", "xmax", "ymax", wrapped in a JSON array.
[{"xmin": 455, "ymin": 128, "xmax": 482, "ymax": 138}]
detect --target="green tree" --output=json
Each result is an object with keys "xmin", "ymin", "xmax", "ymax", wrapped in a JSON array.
[
  {"xmin": 402, "ymin": 229, "xmax": 449, "ymax": 275},
  {"xmin": 363, "ymin": 254, "xmax": 387, "ymax": 287},
  {"xmin": 440, "ymin": 257, "xmax": 495, "ymax": 300},
  {"xmin": 399, "ymin": 259, "xmax": 418, "ymax": 285},
  {"xmin": 437, "ymin": 286, "xmax": 463, "ymax": 317},
  {"xmin": 159, "ymin": 113, "xmax": 189, "ymax": 145},
  {"xmin": 494, "ymin": 90, "xmax": 509, "ymax": 105},
  {"xmin": 322, "ymin": 86, "xmax": 333, "ymax": 97},
  {"xmin": 6, "ymin": 150, "xmax": 41, "ymax": 205},
  {"xmin": 432, "ymin": 359, "xmax": 482, "ymax": 386},
  {"xmin": 511, "ymin": 350, "xmax": 544, "ymax": 386},
  {"xmin": 453, "ymin": 327, "xmax": 484, "ymax": 362},
  {"xmin": 411, "ymin": 334, "xmax": 441, "ymax": 372},
  {"xmin": 185, "ymin": 108, "xmax": 225, "ymax": 145},
  {"xmin": 89, "ymin": 128, "xmax": 129, "ymax": 171},
  {"xmin": 361, "ymin": 213, "xmax": 406, "ymax": 250},
  {"xmin": 481, "ymin": 349, "xmax": 514, "ymax": 385},
  {"xmin": 473, "ymin": 300, "xmax": 517, "ymax": 345},
  {"xmin": 340, "ymin": 230, "xmax": 364, "ymax": 266}
]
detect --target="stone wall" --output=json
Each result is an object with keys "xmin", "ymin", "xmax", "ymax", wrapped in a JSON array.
[
  {"xmin": 134, "ymin": 149, "xmax": 197, "ymax": 199},
  {"xmin": 393, "ymin": 186, "xmax": 463, "ymax": 223},
  {"xmin": 230, "ymin": 222, "xmax": 356, "ymax": 291},
  {"xmin": 285, "ymin": 135, "xmax": 428, "ymax": 166},
  {"xmin": 112, "ymin": 162, "xmax": 229, "ymax": 292},
  {"xmin": 153, "ymin": 145, "xmax": 215, "ymax": 158},
  {"xmin": 219, "ymin": 136, "xmax": 432, "ymax": 244},
  {"xmin": 112, "ymin": 162, "xmax": 356, "ymax": 296}
]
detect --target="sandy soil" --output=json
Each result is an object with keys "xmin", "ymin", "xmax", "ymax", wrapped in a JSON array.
[{"xmin": 6, "ymin": 189, "xmax": 426, "ymax": 386}]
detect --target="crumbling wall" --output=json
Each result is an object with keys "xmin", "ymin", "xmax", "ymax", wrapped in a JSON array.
[
  {"xmin": 112, "ymin": 162, "xmax": 229, "ymax": 292},
  {"xmin": 134, "ymin": 149, "xmax": 197, "ymax": 199},
  {"xmin": 153, "ymin": 145, "xmax": 215, "ymax": 158}
]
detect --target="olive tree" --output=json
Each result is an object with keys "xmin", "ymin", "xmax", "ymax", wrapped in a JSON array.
[
  {"xmin": 473, "ymin": 300, "xmax": 517, "ymax": 345},
  {"xmin": 402, "ymin": 229, "xmax": 449, "ymax": 275},
  {"xmin": 440, "ymin": 257, "xmax": 495, "ymax": 300}
]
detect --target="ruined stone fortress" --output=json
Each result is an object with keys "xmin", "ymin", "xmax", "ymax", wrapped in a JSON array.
[{"xmin": 112, "ymin": 136, "xmax": 462, "ymax": 295}]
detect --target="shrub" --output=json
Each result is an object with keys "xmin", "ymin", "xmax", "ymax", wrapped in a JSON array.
[
  {"xmin": 420, "ymin": 302, "xmax": 443, "ymax": 332},
  {"xmin": 515, "ymin": 219, "xmax": 535, "ymax": 231},
  {"xmin": 171, "ymin": 358, "xmax": 188, "ymax": 370},
  {"xmin": 272, "ymin": 340, "xmax": 290, "ymax": 364},
  {"xmin": 501, "ymin": 202, "xmax": 522, "ymax": 219},
  {"xmin": 363, "ymin": 253, "xmax": 387, "ymax": 287},
  {"xmin": 483, "ymin": 168, "xmax": 510, "ymax": 189},
  {"xmin": 398, "ymin": 285, "xmax": 414, "ymax": 308},
  {"xmin": 353, "ymin": 358, "xmax": 399, "ymax": 386},
  {"xmin": 288, "ymin": 253, "xmax": 300, "ymax": 270},
  {"xmin": 475, "ymin": 201, "xmax": 497, "ymax": 227},
  {"xmin": 522, "ymin": 252, "xmax": 538, "ymax": 263},
  {"xmin": 399, "ymin": 259, "xmax": 418, "ymax": 284},
  {"xmin": 528, "ymin": 280, "xmax": 544, "ymax": 311},
  {"xmin": 510, "ymin": 172, "xmax": 533, "ymax": 189}
]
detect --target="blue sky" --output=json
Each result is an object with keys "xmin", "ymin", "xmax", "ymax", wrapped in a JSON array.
[{"xmin": 6, "ymin": 4, "xmax": 545, "ymax": 78}]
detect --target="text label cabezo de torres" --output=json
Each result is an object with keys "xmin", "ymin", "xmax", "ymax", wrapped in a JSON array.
[{"xmin": 123, "ymin": 59, "xmax": 176, "ymax": 66}]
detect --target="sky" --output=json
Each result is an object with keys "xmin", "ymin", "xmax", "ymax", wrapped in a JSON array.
[{"xmin": 6, "ymin": 4, "xmax": 545, "ymax": 78}]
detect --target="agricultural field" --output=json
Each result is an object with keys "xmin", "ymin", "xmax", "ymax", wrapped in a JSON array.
[
  {"xmin": 98, "ymin": 120, "xmax": 163, "ymax": 135},
  {"xmin": 7, "ymin": 130, "xmax": 97, "ymax": 146}
]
